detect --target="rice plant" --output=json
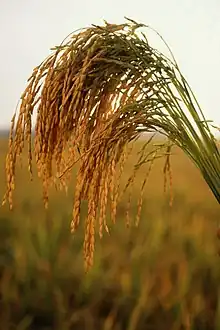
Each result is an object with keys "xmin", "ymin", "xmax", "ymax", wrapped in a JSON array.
[{"xmin": 3, "ymin": 18, "xmax": 220, "ymax": 270}]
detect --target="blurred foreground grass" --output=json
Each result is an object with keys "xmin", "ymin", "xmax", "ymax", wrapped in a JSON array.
[{"xmin": 0, "ymin": 137, "xmax": 220, "ymax": 329}]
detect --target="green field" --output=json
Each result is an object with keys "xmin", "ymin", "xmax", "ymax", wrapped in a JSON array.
[{"xmin": 0, "ymin": 136, "xmax": 220, "ymax": 329}]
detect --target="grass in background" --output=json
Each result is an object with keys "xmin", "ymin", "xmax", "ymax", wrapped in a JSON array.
[{"xmin": 0, "ymin": 137, "xmax": 220, "ymax": 329}]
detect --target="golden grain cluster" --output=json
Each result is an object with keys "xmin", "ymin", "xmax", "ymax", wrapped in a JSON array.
[{"xmin": 3, "ymin": 18, "xmax": 219, "ymax": 270}]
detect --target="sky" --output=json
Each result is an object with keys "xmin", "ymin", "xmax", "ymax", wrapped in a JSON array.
[{"xmin": 0, "ymin": 0, "xmax": 220, "ymax": 129}]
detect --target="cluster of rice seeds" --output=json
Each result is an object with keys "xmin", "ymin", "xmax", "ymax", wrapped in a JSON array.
[
  {"xmin": 71, "ymin": 130, "xmax": 107, "ymax": 236},
  {"xmin": 5, "ymin": 19, "xmax": 216, "ymax": 271},
  {"xmin": 73, "ymin": 141, "xmax": 119, "ymax": 269},
  {"xmin": 109, "ymin": 156, "xmax": 116, "ymax": 222},
  {"xmin": 30, "ymin": 31, "xmax": 108, "ymax": 208},
  {"xmin": 84, "ymin": 160, "xmax": 99, "ymax": 271},
  {"xmin": 71, "ymin": 169, "xmax": 83, "ymax": 233},
  {"xmin": 99, "ymin": 156, "xmax": 110, "ymax": 238},
  {"xmin": 53, "ymin": 146, "xmax": 75, "ymax": 193},
  {"xmin": 3, "ymin": 22, "xmax": 147, "ymax": 213},
  {"xmin": 2, "ymin": 65, "xmax": 44, "ymax": 209},
  {"xmin": 108, "ymin": 139, "xmax": 127, "ymax": 226},
  {"xmin": 2, "ymin": 114, "xmax": 16, "ymax": 209},
  {"xmin": 69, "ymin": 117, "xmax": 133, "ymax": 268},
  {"xmin": 72, "ymin": 150, "xmax": 94, "ymax": 217}
]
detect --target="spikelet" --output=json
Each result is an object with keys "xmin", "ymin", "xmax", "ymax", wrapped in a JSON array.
[{"xmin": 2, "ymin": 20, "xmax": 177, "ymax": 271}]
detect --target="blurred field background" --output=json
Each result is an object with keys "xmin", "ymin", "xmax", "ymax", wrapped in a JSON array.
[{"xmin": 0, "ymin": 135, "xmax": 220, "ymax": 330}]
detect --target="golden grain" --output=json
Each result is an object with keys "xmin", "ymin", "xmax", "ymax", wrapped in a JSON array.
[{"xmin": 5, "ymin": 19, "xmax": 214, "ymax": 271}]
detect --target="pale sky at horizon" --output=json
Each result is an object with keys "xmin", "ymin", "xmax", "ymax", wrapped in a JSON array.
[{"xmin": 0, "ymin": 0, "xmax": 220, "ymax": 129}]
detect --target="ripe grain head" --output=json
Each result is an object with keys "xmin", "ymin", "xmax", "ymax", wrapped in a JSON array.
[{"xmin": 3, "ymin": 18, "xmax": 220, "ymax": 270}]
